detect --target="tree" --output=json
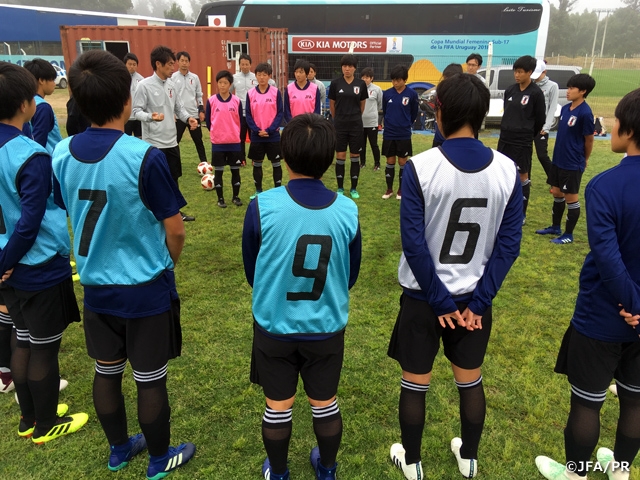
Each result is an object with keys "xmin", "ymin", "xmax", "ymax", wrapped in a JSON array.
[
  {"xmin": 621, "ymin": 0, "xmax": 640, "ymax": 11},
  {"xmin": 164, "ymin": 2, "xmax": 187, "ymax": 21},
  {"xmin": 558, "ymin": 0, "xmax": 578, "ymax": 12}
]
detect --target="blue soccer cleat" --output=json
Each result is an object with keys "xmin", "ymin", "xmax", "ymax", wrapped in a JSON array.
[
  {"xmin": 146, "ymin": 442, "xmax": 196, "ymax": 480},
  {"xmin": 108, "ymin": 433, "xmax": 147, "ymax": 471}
]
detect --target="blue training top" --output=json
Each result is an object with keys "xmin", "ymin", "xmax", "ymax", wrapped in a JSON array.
[
  {"xmin": 0, "ymin": 123, "xmax": 71, "ymax": 291},
  {"xmin": 571, "ymin": 155, "xmax": 640, "ymax": 342},
  {"xmin": 552, "ymin": 101, "xmax": 594, "ymax": 172},
  {"xmin": 53, "ymin": 128, "xmax": 186, "ymax": 318}
]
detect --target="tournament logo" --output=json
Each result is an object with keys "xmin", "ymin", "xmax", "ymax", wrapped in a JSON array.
[
  {"xmin": 521, "ymin": 95, "xmax": 529, "ymax": 106},
  {"xmin": 354, "ymin": 86, "xmax": 360, "ymax": 94},
  {"xmin": 568, "ymin": 115, "xmax": 577, "ymax": 127},
  {"xmin": 402, "ymin": 97, "xmax": 409, "ymax": 106}
]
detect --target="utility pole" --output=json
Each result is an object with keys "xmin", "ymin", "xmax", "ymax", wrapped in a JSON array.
[{"xmin": 598, "ymin": 9, "xmax": 614, "ymax": 57}]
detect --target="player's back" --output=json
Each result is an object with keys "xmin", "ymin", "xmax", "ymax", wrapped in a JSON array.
[{"xmin": 252, "ymin": 185, "xmax": 359, "ymax": 335}]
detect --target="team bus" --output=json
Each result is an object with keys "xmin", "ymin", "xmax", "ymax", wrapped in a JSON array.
[{"xmin": 196, "ymin": 0, "xmax": 550, "ymax": 92}]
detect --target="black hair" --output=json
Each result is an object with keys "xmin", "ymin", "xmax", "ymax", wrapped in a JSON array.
[
  {"xmin": 567, "ymin": 73, "xmax": 596, "ymax": 98},
  {"xmin": 293, "ymin": 59, "xmax": 310, "ymax": 75},
  {"xmin": 176, "ymin": 51, "xmax": 191, "ymax": 62},
  {"xmin": 255, "ymin": 62, "xmax": 272, "ymax": 75},
  {"xmin": 308, "ymin": 63, "xmax": 317, "ymax": 72},
  {"xmin": 0, "ymin": 62, "xmax": 37, "ymax": 121},
  {"xmin": 23, "ymin": 58, "xmax": 57, "ymax": 82},
  {"xmin": 150, "ymin": 45, "xmax": 175, "ymax": 71},
  {"xmin": 340, "ymin": 54, "xmax": 357, "ymax": 68},
  {"xmin": 390, "ymin": 64, "xmax": 408, "ymax": 81},
  {"xmin": 69, "ymin": 50, "xmax": 131, "ymax": 127},
  {"xmin": 281, "ymin": 113, "xmax": 336, "ymax": 179},
  {"xmin": 123, "ymin": 53, "xmax": 139, "ymax": 65},
  {"xmin": 615, "ymin": 88, "xmax": 640, "ymax": 148},
  {"xmin": 466, "ymin": 53, "xmax": 483, "ymax": 67},
  {"xmin": 360, "ymin": 67, "xmax": 374, "ymax": 78},
  {"xmin": 216, "ymin": 70, "xmax": 233, "ymax": 84},
  {"xmin": 436, "ymin": 74, "xmax": 490, "ymax": 138},
  {"xmin": 513, "ymin": 55, "xmax": 536, "ymax": 73},
  {"xmin": 442, "ymin": 63, "xmax": 463, "ymax": 80},
  {"xmin": 239, "ymin": 53, "xmax": 252, "ymax": 64}
]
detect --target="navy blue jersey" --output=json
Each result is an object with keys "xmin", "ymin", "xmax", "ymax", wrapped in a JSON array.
[
  {"xmin": 382, "ymin": 87, "xmax": 419, "ymax": 140},
  {"xmin": 52, "ymin": 128, "xmax": 185, "ymax": 318},
  {"xmin": 0, "ymin": 124, "xmax": 71, "ymax": 291},
  {"xmin": 23, "ymin": 95, "xmax": 62, "ymax": 155},
  {"xmin": 571, "ymin": 155, "xmax": 640, "ymax": 342},
  {"xmin": 552, "ymin": 101, "xmax": 594, "ymax": 172}
]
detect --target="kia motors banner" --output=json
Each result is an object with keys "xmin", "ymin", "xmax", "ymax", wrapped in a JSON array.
[{"xmin": 290, "ymin": 36, "xmax": 403, "ymax": 54}]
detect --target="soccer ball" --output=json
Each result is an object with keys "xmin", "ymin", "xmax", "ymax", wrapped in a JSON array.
[
  {"xmin": 197, "ymin": 162, "xmax": 213, "ymax": 176},
  {"xmin": 201, "ymin": 174, "xmax": 215, "ymax": 190}
]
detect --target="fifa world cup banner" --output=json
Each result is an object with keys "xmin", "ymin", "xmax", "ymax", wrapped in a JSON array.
[{"xmin": 290, "ymin": 36, "xmax": 403, "ymax": 54}]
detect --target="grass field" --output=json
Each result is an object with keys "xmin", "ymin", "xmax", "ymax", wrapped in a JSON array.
[{"xmin": 0, "ymin": 96, "xmax": 636, "ymax": 479}]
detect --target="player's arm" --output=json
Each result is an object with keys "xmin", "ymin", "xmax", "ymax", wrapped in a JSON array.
[
  {"xmin": 242, "ymin": 200, "xmax": 261, "ymax": 287},
  {"xmin": 132, "ymin": 85, "xmax": 153, "ymax": 122},
  {"xmin": 376, "ymin": 86, "xmax": 383, "ymax": 113},
  {"xmin": 245, "ymin": 96, "xmax": 259, "ymax": 134},
  {"xmin": 283, "ymin": 89, "xmax": 292, "ymax": 123},
  {"xmin": 205, "ymin": 100, "xmax": 212, "ymax": 131},
  {"xmin": 584, "ymin": 134, "xmax": 594, "ymax": 168},
  {"xmin": 585, "ymin": 183, "xmax": 640, "ymax": 315},
  {"xmin": 360, "ymin": 83, "xmax": 367, "ymax": 114},
  {"xmin": 328, "ymin": 81, "xmax": 336, "ymax": 119},
  {"xmin": 174, "ymin": 92, "xmax": 197, "ymax": 129},
  {"xmin": 314, "ymin": 90, "xmax": 321, "ymax": 115},
  {"xmin": 468, "ymin": 173, "xmax": 523, "ymax": 319},
  {"xmin": 348, "ymin": 223, "xmax": 362, "ymax": 289},
  {"xmin": 543, "ymin": 83, "xmax": 559, "ymax": 133},
  {"xmin": 400, "ymin": 161, "xmax": 458, "ymax": 317},
  {"xmin": 28, "ymin": 103, "xmax": 54, "ymax": 149},
  {"xmin": 52, "ymin": 174, "xmax": 66, "ymax": 211},
  {"xmin": 140, "ymin": 148, "xmax": 187, "ymax": 266},
  {"xmin": 0, "ymin": 154, "xmax": 51, "ymax": 275},
  {"xmin": 410, "ymin": 91, "xmax": 419, "ymax": 123},
  {"xmin": 267, "ymin": 90, "xmax": 284, "ymax": 135},
  {"xmin": 533, "ymin": 90, "xmax": 546, "ymax": 135}
]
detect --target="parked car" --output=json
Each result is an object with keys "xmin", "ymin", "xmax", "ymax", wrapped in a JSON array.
[
  {"xmin": 54, "ymin": 65, "xmax": 67, "ymax": 89},
  {"xmin": 477, "ymin": 64, "xmax": 581, "ymax": 129}
]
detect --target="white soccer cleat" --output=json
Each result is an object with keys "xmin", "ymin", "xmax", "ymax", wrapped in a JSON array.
[
  {"xmin": 596, "ymin": 447, "xmax": 629, "ymax": 480},
  {"xmin": 451, "ymin": 437, "xmax": 478, "ymax": 478},
  {"xmin": 535, "ymin": 455, "xmax": 586, "ymax": 479},
  {"xmin": 609, "ymin": 384, "xmax": 618, "ymax": 397},
  {"xmin": 390, "ymin": 443, "xmax": 424, "ymax": 480}
]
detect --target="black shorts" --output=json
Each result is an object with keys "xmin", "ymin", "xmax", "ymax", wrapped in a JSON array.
[
  {"xmin": 83, "ymin": 298, "xmax": 182, "ymax": 373},
  {"xmin": 387, "ymin": 294, "xmax": 492, "ymax": 373},
  {"xmin": 248, "ymin": 142, "xmax": 282, "ymax": 162},
  {"xmin": 250, "ymin": 325, "xmax": 345, "ymax": 401},
  {"xmin": 548, "ymin": 164, "xmax": 583, "ymax": 194},
  {"xmin": 160, "ymin": 146, "xmax": 182, "ymax": 180},
  {"xmin": 211, "ymin": 151, "xmax": 241, "ymax": 168},
  {"xmin": 497, "ymin": 141, "xmax": 532, "ymax": 175},
  {"xmin": 335, "ymin": 128, "xmax": 363, "ymax": 155},
  {"xmin": 555, "ymin": 323, "xmax": 640, "ymax": 394},
  {"xmin": 382, "ymin": 139, "xmax": 413, "ymax": 159},
  {"xmin": 125, "ymin": 120, "xmax": 142, "ymax": 138},
  {"xmin": 3, "ymin": 277, "xmax": 80, "ymax": 348}
]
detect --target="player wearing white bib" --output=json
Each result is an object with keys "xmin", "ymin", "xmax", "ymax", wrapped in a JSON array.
[{"xmin": 388, "ymin": 73, "xmax": 523, "ymax": 479}]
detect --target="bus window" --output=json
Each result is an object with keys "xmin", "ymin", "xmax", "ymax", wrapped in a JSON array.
[
  {"xmin": 325, "ymin": 5, "xmax": 371, "ymax": 34},
  {"xmin": 240, "ymin": 5, "xmax": 326, "ymax": 33}
]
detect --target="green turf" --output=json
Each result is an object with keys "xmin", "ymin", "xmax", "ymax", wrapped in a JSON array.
[{"xmin": 0, "ymin": 132, "xmax": 635, "ymax": 480}]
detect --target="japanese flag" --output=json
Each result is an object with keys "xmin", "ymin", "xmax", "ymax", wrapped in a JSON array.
[{"xmin": 208, "ymin": 15, "xmax": 227, "ymax": 27}]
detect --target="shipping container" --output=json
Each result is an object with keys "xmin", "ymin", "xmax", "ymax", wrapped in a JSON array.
[{"xmin": 59, "ymin": 25, "xmax": 288, "ymax": 98}]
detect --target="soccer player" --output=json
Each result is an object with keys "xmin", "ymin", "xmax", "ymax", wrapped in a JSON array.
[
  {"xmin": 329, "ymin": 54, "xmax": 368, "ymax": 198},
  {"xmin": 431, "ymin": 63, "xmax": 463, "ymax": 149},
  {"xmin": 124, "ymin": 53, "xmax": 144, "ymax": 138},
  {"xmin": 283, "ymin": 59, "xmax": 321, "ymax": 123},
  {"xmin": 535, "ymin": 74, "xmax": 595, "ymax": 245},
  {"xmin": 387, "ymin": 73, "xmax": 522, "ymax": 480},
  {"xmin": 22, "ymin": 58, "xmax": 62, "ymax": 154},
  {"xmin": 360, "ymin": 67, "xmax": 382, "ymax": 170},
  {"xmin": 497, "ymin": 55, "xmax": 546, "ymax": 224},
  {"xmin": 205, "ymin": 70, "xmax": 243, "ymax": 208},
  {"xmin": 308, "ymin": 63, "xmax": 326, "ymax": 115},
  {"xmin": 532, "ymin": 59, "xmax": 559, "ymax": 178},
  {"xmin": 0, "ymin": 61, "xmax": 87, "ymax": 444},
  {"xmin": 132, "ymin": 45, "xmax": 198, "ymax": 222},
  {"xmin": 245, "ymin": 62, "xmax": 283, "ymax": 200},
  {"xmin": 242, "ymin": 113, "xmax": 361, "ymax": 480},
  {"xmin": 53, "ymin": 50, "xmax": 195, "ymax": 478},
  {"xmin": 381, "ymin": 65, "xmax": 419, "ymax": 200},
  {"xmin": 172, "ymin": 51, "xmax": 208, "ymax": 164},
  {"xmin": 534, "ymin": 88, "xmax": 640, "ymax": 480}
]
